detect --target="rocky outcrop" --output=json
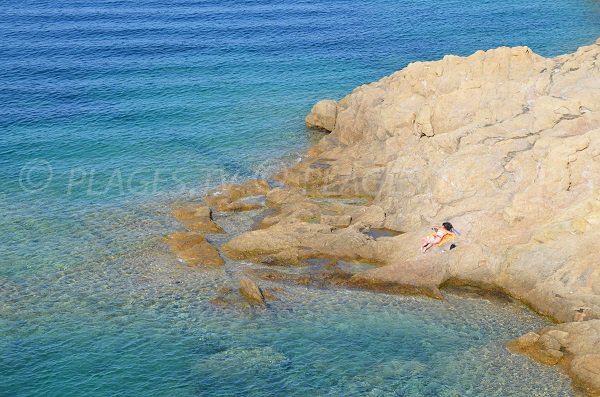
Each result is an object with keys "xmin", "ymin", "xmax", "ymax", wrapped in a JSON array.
[
  {"xmin": 166, "ymin": 231, "xmax": 224, "ymax": 267},
  {"xmin": 222, "ymin": 220, "xmax": 393, "ymax": 266},
  {"xmin": 509, "ymin": 320, "xmax": 600, "ymax": 396},
  {"xmin": 166, "ymin": 181, "xmax": 274, "ymax": 267},
  {"xmin": 220, "ymin": 39, "xmax": 600, "ymax": 392},
  {"xmin": 228, "ymin": 39, "xmax": 600, "ymax": 321},
  {"xmin": 305, "ymin": 99, "xmax": 337, "ymax": 131}
]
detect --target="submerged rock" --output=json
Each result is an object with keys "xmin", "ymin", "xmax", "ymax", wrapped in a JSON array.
[
  {"xmin": 172, "ymin": 203, "xmax": 224, "ymax": 233},
  {"xmin": 204, "ymin": 179, "xmax": 271, "ymax": 212},
  {"xmin": 211, "ymin": 287, "xmax": 235, "ymax": 306},
  {"xmin": 239, "ymin": 276, "xmax": 265, "ymax": 305},
  {"xmin": 211, "ymin": 284, "xmax": 277, "ymax": 307},
  {"xmin": 246, "ymin": 267, "xmax": 442, "ymax": 299},
  {"xmin": 166, "ymin": 231, "xmax": 224, "ymax": 267},
  {"xmin": 194, "ymin": 346, "xmax": 289, "ymax": 375}
]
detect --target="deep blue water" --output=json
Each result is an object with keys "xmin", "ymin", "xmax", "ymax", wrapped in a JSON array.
[{"xmin": 1, "ymin": 0, "xmax": 599, "ymax": 396}]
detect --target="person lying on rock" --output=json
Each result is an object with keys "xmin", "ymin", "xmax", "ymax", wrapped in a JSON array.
[{"xmin": 421, "ymin": 222, "xmax": 456, "ymax": 253}]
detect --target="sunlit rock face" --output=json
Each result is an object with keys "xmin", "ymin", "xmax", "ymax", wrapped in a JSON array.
[
  {"xmin": 249, "ymin": 40, "xmax": 600, "ymax": 323},
  {"xmin": 209, "ymin": 40, "xmax": 600, "ymax": 394},
  {"xmin": 203, "ymin": 41, "xmax": 600, "ymax": 388}
]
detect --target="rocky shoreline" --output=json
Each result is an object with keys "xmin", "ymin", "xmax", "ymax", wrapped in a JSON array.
[{"xmin": 168, "ymin": 39, "xmax": 600, "ymax": 395}]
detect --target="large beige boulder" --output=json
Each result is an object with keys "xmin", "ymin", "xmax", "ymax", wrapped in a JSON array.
[
  {"xmin": 222, "ymin": 219, "xmax": 398, "ymax": 267},
  {"xmin": 293, "ymin": 40, "xmax": 600, "ymax": 321},
  {"xmin": 305, "ymin": 99, "xmax": 337, "ymax": 132}
]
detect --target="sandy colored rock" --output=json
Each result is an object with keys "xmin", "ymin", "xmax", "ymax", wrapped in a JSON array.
[
  {"xmin": 222, "ymin": 221, "xmax": 394, "ymax": 266},
  {"xmin": 320, "ymin": 214, "xmax": 352, "ymax": 228},
  {"xmin": 233, "ymin": 40, "xmax": 600, "ymax": 321},
  {"xmin": 204, "ymin": 179, "xmax": 270, "ymax": 212},
  {"xmin": 350, "ymin": 256, "xmax": 448, "ymax": 297},
  {"xmin": 510, "ymin": 320, "xmax": 600, "ymax": 396},
  {"xmin": 515, "ymin": 331, "xmax": 540, "ymax": 346},
  {"xmin": 216, "ymin": 40, "xmax": 600, "ymax": 393},
  {"xmin": 306, "ymin": 99, "xmax": 337, "ymax": 131},
  {"xmin": 239, "ymin": 277, "xmax": 265, "ymax": 305},
  {"xmin": 572, "ymin": 354, "xmax": 600, "ymax": 395},
  {"xmin": 172, "ymin": 203, "xmax": 224, "ymax": 233},
  {"xmin": 166, "ymin": 231, "xmax": 224, "ymax": 267}
]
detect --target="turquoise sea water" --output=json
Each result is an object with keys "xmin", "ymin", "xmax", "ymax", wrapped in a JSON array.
[{"xmin": 1, "ymin": 0, "xmax": 599, "ymax": 395}]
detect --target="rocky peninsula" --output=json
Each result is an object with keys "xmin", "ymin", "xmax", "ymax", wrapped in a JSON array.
[{"xmin": 169, "ymin": 39, "xmax": 600, "ymax": 395}]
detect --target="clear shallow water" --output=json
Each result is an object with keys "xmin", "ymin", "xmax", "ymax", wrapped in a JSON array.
[
  {"xmin": 1, "ymin": 0, "xmax": 599, "ymax": 395},
  {"xmin": 0, "ymin": 239, "xmax": 576, "ymax": 396}
]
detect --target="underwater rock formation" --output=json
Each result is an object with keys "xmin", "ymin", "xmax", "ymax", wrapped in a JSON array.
[
  {"xmin": 166, "ymin": 231, "xmax": 224, "ymax": 267},
  {"xmin": 172, "ymin": 204, "xmax": 224, "ymax": 233},
  {"xmin": 239, "ymin": 276, "xmax": 265, "ymax": 305}
]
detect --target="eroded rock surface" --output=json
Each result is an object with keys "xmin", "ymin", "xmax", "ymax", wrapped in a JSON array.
[{"xmin": 509, "ymin": 320, "xmax": 600, "ymax": 396}]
